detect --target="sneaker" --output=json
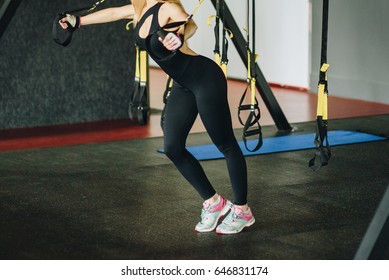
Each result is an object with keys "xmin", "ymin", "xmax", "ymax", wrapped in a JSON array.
[
  {"xmin": 195, "ymin": 195, "xmax": 232, "ymax": 232},
  {"xmin": 216, "ymin": 205, "xmax": 255, "ymax": 234}
]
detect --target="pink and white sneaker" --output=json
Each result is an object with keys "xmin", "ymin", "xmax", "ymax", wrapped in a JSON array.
[
  {"xmin": 195, "ymin": 195, "xmax": 232, "ymax": 232},
  {"xmin": 216, "ymin": 205, "xmax": 255, "ymax": 234}
]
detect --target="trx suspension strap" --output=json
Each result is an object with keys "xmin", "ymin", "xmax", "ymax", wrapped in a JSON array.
[
  {"xmin": 52, "ymin": 0, "xmax": 107, "ymax": 47},
  {"xmin": 160, "ymin": 76, "xmax": 173, "ymax": 131},
  {"xmin": 309, "ymin": 0, "xmax": 331, "ymax": 171},
  {"xmin": 237, "ymin": 0, "xmax": 262, "ymax": 152},
  {"xmin": 129, "ymin": 45, "xmax": 149, "ymax": 125},
  {"xmin": 211, "ymin": 0, "xmax": 221, "ymax": 67},
  {"xmin": 126, "ymin": 22, "xmax": 150, "ymax": 125},
  {"xmin": 157, "ymin": 0, "xmax": 204, "ymax": 34},
  {"xmin": 220, "ymin": 0, "xmax": 231, "ymax": 77},
  {"xmin": 207, "ymin": 0, "xmax": 232, "ymax": 77}
]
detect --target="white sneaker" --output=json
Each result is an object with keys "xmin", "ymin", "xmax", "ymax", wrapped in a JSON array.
[
  {"xmin": 216, "ymin": 205, "xmax": 255, "ymax": 234},
  {"xmin": 195, "ymin": 195, "xmax": 232, "ymax": 232}
]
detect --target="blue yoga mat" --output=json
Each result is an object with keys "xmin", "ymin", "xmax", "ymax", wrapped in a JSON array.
[{"xmin": 158, "ymin": 130, "xmax": 387, "ymax": 161}]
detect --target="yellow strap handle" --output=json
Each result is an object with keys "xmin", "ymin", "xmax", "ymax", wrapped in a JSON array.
[
  {"xmin": 246, "ymin": 50, "xmax": 260, "ymax": 105},
  {"xmin": 135, "ymin": 46, "xmax": 140, "ymax": 79},
  {"xmin": 214, "ymin": 53, "xmax": 221, "ymax": 66},
  {"xmin": 221, "ymin": 63, "xmax": 227, "ymax": 77},
  {"xmin": 317, "ymin": 89, "xmax": 329, "ymax": 121},
  {"xmin": 139, "ymin": 50, "xmax": 148, "ymax": 84},
  {"xmin": 167, "ymin": 75, "xmax": 173, "ymax": 88},
  {"xmin": 206, "ymin": 15, "xmax": 217, "ymax": 26},
  {"xmin": 323, "ymin": 91, "xmax": 328, "ymax": 120},
  {"xmin": 125, "ymin": 20, "xmax": 133, "ymax": 31},
  {"xmin": 169, "ymin": 77, "xmax": 173, "ymax": 88},
  {"xmin": 250, "ymin": 78, "xmax": 256, "ymax": 105},
  {"xmin": 247, "ymin": 50, "xmax": 251, "ymax": 80},
  {"xmin": 225, "ymin": 28, "xmax": 234, "ymax": 39},
  {"xmin": 316, "ymin": 84, "xmax": 325, "ymax": 117},
  {"xmin": 321, "ymin": 63, "xmax": 330, "ymax": 73},
  {"xmin": 316, "ymin": 63, "xmax": 330, "ymax": 119}
]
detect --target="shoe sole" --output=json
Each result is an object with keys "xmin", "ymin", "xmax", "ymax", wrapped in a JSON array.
[
  {"xmin": 216, "ymin": 217, "xmax": 256, "ymax": 235},
  {"xmin": 194, "ymin": 201, "xmax": 232, "ymax": 233}
]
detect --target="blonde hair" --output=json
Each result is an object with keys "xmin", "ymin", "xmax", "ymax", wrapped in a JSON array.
[{"xmin": 132, "ymin": 0, "xmax": 184, "ymax": 24}]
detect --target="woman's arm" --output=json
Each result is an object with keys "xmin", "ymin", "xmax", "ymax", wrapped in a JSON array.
[
  {"xmin": 159, "ymin": 3, "xmax": 198, "ymax": 51},
  {"xmin": 183, "ymin": 18, "xmax": 197, "ymax": 41},
  {"xmin": 59, "ymin": 4, "xmax": 134, "ymax": 29},
  {"xmin": 161, "ymin": 3, "xmax": 197, "ymax": 39},
  {"xmin": 80, "ymin": 4, "xmax": 134, "ymax": 26}
]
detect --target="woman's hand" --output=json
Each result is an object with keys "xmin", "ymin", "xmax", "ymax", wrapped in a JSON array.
[
  {"xmin": 159, "ymin": 32, "xmax": 183, "ymax": 51},
  {"xmin": 59, "ymin": 14, "xmax": 80, "ymax": 30}
]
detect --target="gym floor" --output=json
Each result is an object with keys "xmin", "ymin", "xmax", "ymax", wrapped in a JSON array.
[{"xmin": 1, "ymin": 68, "xmax": 389, "ymax": 260}]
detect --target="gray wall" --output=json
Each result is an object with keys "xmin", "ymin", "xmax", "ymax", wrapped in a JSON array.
[
  {"xmin": 310, "ymin": 0, "xmax": 389, "ymax": 104},
  {"xmin": 0, "ymin": 0, "xmax": 135, "ymax": 130}
]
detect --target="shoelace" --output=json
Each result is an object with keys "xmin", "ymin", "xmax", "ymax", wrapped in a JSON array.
[
  {"xmin": 200, "ymin": 205, "xmax": 212, "ymax": 220},
  {"xmin": 200, "ymin": 202, "xmax": 221, "ymax": 224}
]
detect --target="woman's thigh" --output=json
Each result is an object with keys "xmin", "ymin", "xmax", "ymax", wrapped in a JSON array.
[{"xmin": 163, "ymin": 82, "xmax": 198, "ymax": 149}]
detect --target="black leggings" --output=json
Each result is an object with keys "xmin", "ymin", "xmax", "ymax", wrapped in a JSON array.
[{"xmin": 163, "ymin": 81, "xmax": 248, "ymax": 205}]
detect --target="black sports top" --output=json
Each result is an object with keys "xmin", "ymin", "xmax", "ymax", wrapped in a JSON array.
[
  {"xmin": 135, "ymin": 3, "xmax": 173, "ymax": 58},
  {"xmin": 134, "ymin": 3, "xmax": 193, "ymax": 83}
]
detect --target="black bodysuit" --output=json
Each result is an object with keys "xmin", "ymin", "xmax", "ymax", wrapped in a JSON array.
[{"xmin": 135, "ymin": 3, "xmax": 248, "ymax": 205}]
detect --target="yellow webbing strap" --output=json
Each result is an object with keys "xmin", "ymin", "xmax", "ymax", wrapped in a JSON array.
[
  {"xmin": 191, "ymin": 0, "xmax": 205, "ymax": 17},
  {"xmin": 134, "ymin": 46, "xmax": 140, "ymax": 81},
  {"xmin": 214, "ymin": 53, "xmax": 221, "ymax": 66},
  {"xmin": 250, "ymin": 77, "xmax": 256, "ymax": 105},
  {"xmin": 316, "ymin": 63, "xmax": 330, "ymax": 119},
  {"xmin": 87, "ymin": 0, "xmax": 106, "ymax": 13},
  {"xmin": 309, "ymin": 62, "xmax": 331, "ymax": 171},
  {"xmin": 125, "ymin": 20, "xmax": 133, "ymax": 31},
  {"xmin": 139, "ymin": 49, "xmax": 148, "ymax": 85},
  {"xmin": 220, "ymin": 63, "xmax": 227, "ymax": 77},
  {"xmin": 168, "ymin": 75, "xmax": 173, "ymax": 89},
  {"xmin": 247, "ymin": 50, "xmax": 259, "ymax": 105}
]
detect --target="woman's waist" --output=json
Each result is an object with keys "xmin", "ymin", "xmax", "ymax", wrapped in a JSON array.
[
  {"xmin": 179, "ymin": 44, "xmax": 198, "ymax": 56},
  {"xmin": 154, "ymin": 51, "xmax": 225, "ymax": 88},
  {"xmin": 154, "ymin": 51, "xmax": 193, "ymax": 80}
]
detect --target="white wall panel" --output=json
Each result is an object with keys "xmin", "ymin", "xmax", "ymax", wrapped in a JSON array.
[{"xmin": 151, "ymin": 0, "xmax": 310, "ymax": 89}]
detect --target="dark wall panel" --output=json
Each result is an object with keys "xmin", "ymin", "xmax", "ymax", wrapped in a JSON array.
[{"xmin": 0, "ymin": 0, "xmax": 135, "ymax": 129}]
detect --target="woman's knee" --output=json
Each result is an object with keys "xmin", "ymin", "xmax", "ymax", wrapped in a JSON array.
[
  {"xmin": 216, "ymin": 141, "xmax": 242, "ymax": 157},
  {"xmin": 164, "ymin": 144, "xmax": 186, "ymax": 161}
]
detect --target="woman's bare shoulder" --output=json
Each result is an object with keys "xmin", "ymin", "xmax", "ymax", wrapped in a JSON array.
[
  {"xmin": 160, "ymin": 2, "xmax": 187, "ymax": 18},
  {"xmin": 160, "ymin": 2, "xmax": 188, "ymax": 21}
]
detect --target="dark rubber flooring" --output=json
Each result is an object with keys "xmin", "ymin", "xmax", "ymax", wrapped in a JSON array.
[{"xmin": 1, "ymin": 115, "xmax": 388, "ymax": 260}]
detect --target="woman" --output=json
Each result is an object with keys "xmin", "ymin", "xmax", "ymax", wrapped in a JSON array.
[{"xmin": 60, "ymin": 0, "xmax": 255, "ymax": 234}]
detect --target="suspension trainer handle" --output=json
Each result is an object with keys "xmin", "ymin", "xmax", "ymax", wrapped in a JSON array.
[{"xmin": 52, "ymin": 0, "xmax": 107, "ymax": 47}]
